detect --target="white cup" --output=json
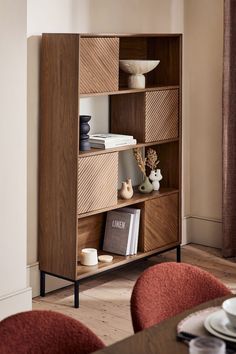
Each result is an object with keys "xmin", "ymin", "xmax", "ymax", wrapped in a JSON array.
[
  {"xmin": 222, "ymin": 297, "xmax": 236, "ymax": 327},
  {"xmin": 80, "ymin": 248, "xmax": 98, "ymax": 266},
  {"xmin": 189, "ymin": 337, "xmax": 225, "ymax": 354}
]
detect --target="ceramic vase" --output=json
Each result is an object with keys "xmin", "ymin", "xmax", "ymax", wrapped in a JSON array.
[
  {"xmin": 149, "ymin": 169, "xmax": 163, "ymax": 191},
  {"xmin": 138, "ymin": 176, "xmax": 154, "ymax": 194},
  {"xmin": 119, "ymin": 178, "xmax": 134, "ymax": 199},
  {"xmin": 80, "ymin": 115, "xmax": 91, "ymax": 151}
]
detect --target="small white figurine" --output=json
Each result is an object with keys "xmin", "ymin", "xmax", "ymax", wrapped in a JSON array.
[
  {"xmin": 149, "ymin": 169, "xmax": 163, "ymax": 191},
  {"xmin": 119, "ymin": 178, "xmax": 134, "ymax": 199}
]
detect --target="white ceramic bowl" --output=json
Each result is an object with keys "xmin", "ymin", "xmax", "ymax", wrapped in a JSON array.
[
  {"xmin": 119, "ymin": 60, "xmax": 160, "ymax": 89},
  {"xmin": 119, "ymin": 60, "xmax": 160, "ymax": 75},
  {"xmin": 222, "ymin": 297, "xmax": 236, "ymax": 327}
]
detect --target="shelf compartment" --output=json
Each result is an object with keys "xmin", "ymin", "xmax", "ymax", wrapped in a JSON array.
[
  {"xmin": 139, "ymin": 193, "xmax": 179, "ymax": 252},
  {"xmin": 77, "ymin": 152, "xmax": 118, "ymax": 214},
  {"xmin": 78, "ymin": 187, "xmax": 178, "ymax": 218},
  {"xmin": 110, "ymin": 88, "xmax": 179, "ymax": 143},
  {"xmin": 119, "ymin": 36, "xmax": 180, "ymax": 88},
  {"xmin": 80, "ymin": 37, "xmax": 119, "ymax": 94},
  {"xmin": 76, "ymin": 242, "xmax": 179, "ymax": 280}
]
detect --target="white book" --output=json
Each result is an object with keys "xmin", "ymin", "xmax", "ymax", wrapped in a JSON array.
[
  {"xmin": 90, "ymin": 139, "xmax": 137, "ymax": 149},
  {"xmin": 119, "ymin": 207, "xmax": 141, "ymax": 255},
  {"xmin": 89, "ymin": 133, "xmax": 134, "ymax": 143},
  {"xmin": 103, "ymin": 211, "xmax": 135, "ymax": 256}
]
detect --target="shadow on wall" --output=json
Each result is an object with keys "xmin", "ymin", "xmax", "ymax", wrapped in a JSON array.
[{"xmin": 27, "ymin": 35, "xmax": 41, "ymax": 265}]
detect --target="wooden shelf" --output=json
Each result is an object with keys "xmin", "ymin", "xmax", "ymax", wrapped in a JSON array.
[
  {"xmin": 79, "ymin": 138, "xmax": 179, "ymax": 158},
  {"xmin": 80, "ymin": 85, "xmax": 179, "ymax": 98},
  {"xmin": 76, "ymin": 242, "xmax": 179, "ymax": 280},
  {"xmin": 78, "ymin": 188, "xmax": 179, "ymax": 219}
]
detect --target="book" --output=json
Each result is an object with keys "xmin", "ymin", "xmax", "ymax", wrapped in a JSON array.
[
  {"xmin": 89, "ymin": 133, "xmax": 134, "ymax": 143},
  {"xmin": 119, "ymin": 207, "xmax": 141, "ymax": 255},
  {"xmin": 103, "ymin": 210, "xmax": 134, "ymax": 256},
  {"xmin": 90, "ymin": 139, "xmax": 137, "ymax": 149}
]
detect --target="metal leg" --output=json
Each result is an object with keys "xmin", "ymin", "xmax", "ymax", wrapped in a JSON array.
[
  {"xmin": 40, "ymin": 271, "xmax": 46, "ymax": 297},
  {"xmin": 74, "ymin": 281, "xmax": 79, "ymax": 308},
  {"xmin": 176, "ymin": 245, "xmax": 181, "ymax": 263}
]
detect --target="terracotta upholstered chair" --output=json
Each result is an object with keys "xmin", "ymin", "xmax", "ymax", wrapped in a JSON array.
[
  {"xmin": 131, "ymin": 262, "xmax": 232, "ymax": 333},
  {"xmin": 0, "ymin": 310, "xmax": 105, "ymax": 354}
]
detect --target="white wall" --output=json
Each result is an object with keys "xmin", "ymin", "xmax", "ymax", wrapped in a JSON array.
[
  {"xmin": 184, "ymin": 0, "xmax": 224, "ymax": 247},
  {"xmin": 0, "ymin": 0, "xmax": 32, "ymax": 319},
  {"xmin": 27, "ymin": 0, "xmax": 186, "ymax": 296}
]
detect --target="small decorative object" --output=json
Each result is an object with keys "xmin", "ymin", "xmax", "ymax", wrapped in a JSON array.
[
  {"xmin": 146, "ymin": 148, "xmax": 162, "ymax": 191},
  {"xmin": 133, "ymin": 148, "xmax": 153, "ymax": 193},
  {"xmin": 149, "ymin": 169, "xmax": 163, "ymax": 191},
  {"xmin": 80, "ymin": 115, "xmax": 91, "ymax": 151},
  {"xmin": 119, "ymin": 60, "xmax": 160, "ymax": 89},
  {"xmin": 119, "ymin": 178, "xmax": 134, "ymax": 199},
  {"xmin": 98, "ymin": 255, "xmax": 113, "ymax": 263},
  {"xmin": 80, "ymin": 248, "xmax": 98, "ymax": 266}
]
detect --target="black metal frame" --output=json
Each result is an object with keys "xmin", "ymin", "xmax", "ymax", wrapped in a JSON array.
[{"xmin": 40, "ymin": 245, "xmax": 181, "ymax": 308}]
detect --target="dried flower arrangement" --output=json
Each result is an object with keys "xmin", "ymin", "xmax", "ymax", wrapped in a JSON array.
[
  {"xmin": 133, "ymin": 148, "xmax": 147, "ymax": 177},
  {"xmin": 133, "ymin": 147, "xmax": 160, "ymax": 174},
  {"xmin": 146, "ymin": 148, "xmax": 160, "ymax": 170}
]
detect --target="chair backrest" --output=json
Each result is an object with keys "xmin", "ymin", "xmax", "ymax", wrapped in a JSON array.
[
  {"xmin": 0, "ymin": 310, "xmax": 105, "ymax": 354},
  {"xmin": 131, "ymin": 262, "xmax": 232, "ymax": 332}
]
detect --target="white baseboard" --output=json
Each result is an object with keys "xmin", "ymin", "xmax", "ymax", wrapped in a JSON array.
[
  {"xmin": 0, "ymin": 287, "xmax": 32, "ymax": 320},
  {"xmin": 181, "ymin": 216, "xmax": 190, "ymax": 245},
  {"xmin": 27, "ymin": 263, "xmax": 71, "ymax": 298},
  {"xmin": 188, "ymin": 216, "xmax": 222, "ymax": 248}
]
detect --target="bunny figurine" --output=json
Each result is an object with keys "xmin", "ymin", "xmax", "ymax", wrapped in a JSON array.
[{"xmin": 149, "ymin": 169, "xmax": 163, "ymax": 191}]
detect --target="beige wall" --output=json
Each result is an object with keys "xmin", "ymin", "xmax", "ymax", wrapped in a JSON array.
[
  {"xmin": 184, "ymin": 0, "xmax": 224, "ymax": 246},
  {"xmin": 0, "ymin": 0, "xmax": 32, "ymax": 318}
]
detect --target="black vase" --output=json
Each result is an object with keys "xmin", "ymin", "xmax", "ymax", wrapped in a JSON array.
[{"xmin": 80, "ymin": 115, "xmax": 91, "ymax": 151}]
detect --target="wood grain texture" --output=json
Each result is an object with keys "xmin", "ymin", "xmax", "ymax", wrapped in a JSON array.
[
  {"xmin": 79, "ymin": 138, "xmax": 179, "ymax": 158},
  {"xmin": 139, "ymin": 193, "xmax": 179, "ymax": 252},
  {"xmin": 76, "ymin": 243, "xmax": 179, "ymax": 280},
  {"xmin": 39, "ymin": 34, "xmax": 79, "ymax": 280},
  {"xmin": 80, "ymin": 85, "xmax": 179, "ymax": 97},
  {"xmin": 110, "ymin": 93, "xmax": 145, "ymax": 142},
  {"xmin": 77, "ymin": 153, "xmax": 118, "ymax": 214},
  {"xmin": 78, "ymin": 188, "xmax": 179, "ymax": 219},
  {"xmin": 147, "ymin": 36, "xmax": 181, "ymax": 86},
  {"xmin": 77, "ymin": 213, "xmax": 106, "ymax": 255},
  {"xmin": 110, "ymin": 88, "xmax": 179, "ymax": 143},
  {"xmin": 145, "ymin": 89, "xmax": 179, "ymax": 142},
  {"xmin": 152, "ymin": 141, "xmax": 179, "ymax": 189},
  {"xmin": 80, "ymin": 37, "xmax": 119, "ymax": 94}
]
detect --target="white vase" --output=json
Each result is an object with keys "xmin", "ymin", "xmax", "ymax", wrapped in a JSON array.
[{"xmin": 149, "ymin": 169, "xmax": 163, "ymax": 191}]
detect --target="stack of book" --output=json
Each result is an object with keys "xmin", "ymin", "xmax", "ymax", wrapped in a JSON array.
[
  {"xmin": 89, "ymin": 133, "xmax": 137, "ymax": 149},
  {"xmin": 103, "ymin": 208, "xmax": 141, "ymax": 256}
]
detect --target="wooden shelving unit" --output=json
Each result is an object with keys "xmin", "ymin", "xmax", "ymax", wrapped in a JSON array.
[{"xmin": 39, "ymin": 33, "xmax": 182, "ymax": 308}]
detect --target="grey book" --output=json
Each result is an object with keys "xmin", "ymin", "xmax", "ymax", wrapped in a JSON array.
[{"xmin": 103, "ymin": 210, "xmax": 134, "ymax": 256}]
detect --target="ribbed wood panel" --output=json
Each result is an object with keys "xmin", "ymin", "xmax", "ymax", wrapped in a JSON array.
[
  {"xmin": 78, "ymin": 153, "xmax": 118, "ymax": 214},
  {"xmin": 80, "ymin": 37, "xmax": 119, "ymax": 94},
  {"xmin": 145, "ymin": 89, "xmax": 179, "ymax": 142},
  {"xmin": 139, "ymin": 193, "xmax": 179, "ymax": 252}
]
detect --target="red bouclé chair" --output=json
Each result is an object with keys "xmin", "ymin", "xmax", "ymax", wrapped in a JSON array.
[
  {"xmin": 131, "ymin": 262, "xmax": 232, "ymax": 333},
  {"xmin": 0, "ymin": 310, "xmax": 105, "ymax": 354}
]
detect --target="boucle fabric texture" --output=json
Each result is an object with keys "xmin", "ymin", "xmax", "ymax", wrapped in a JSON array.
[
  {"xmin": 131, "ymin": 262, "xmax": 232, "ymax": 333},
  {"xmin": 0, "ymin": 310, "xmax": 105, "ymax": 354}
]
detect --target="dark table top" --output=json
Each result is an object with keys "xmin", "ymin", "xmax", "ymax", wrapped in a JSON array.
[{"xmin": 93, "ymin": 296, "xmax": 233, "ymax": 354}]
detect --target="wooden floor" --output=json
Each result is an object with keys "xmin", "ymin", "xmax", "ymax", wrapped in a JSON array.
[{"xmin": 33, "ymin": 244, "xmax": 236, "ymax": 345}]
